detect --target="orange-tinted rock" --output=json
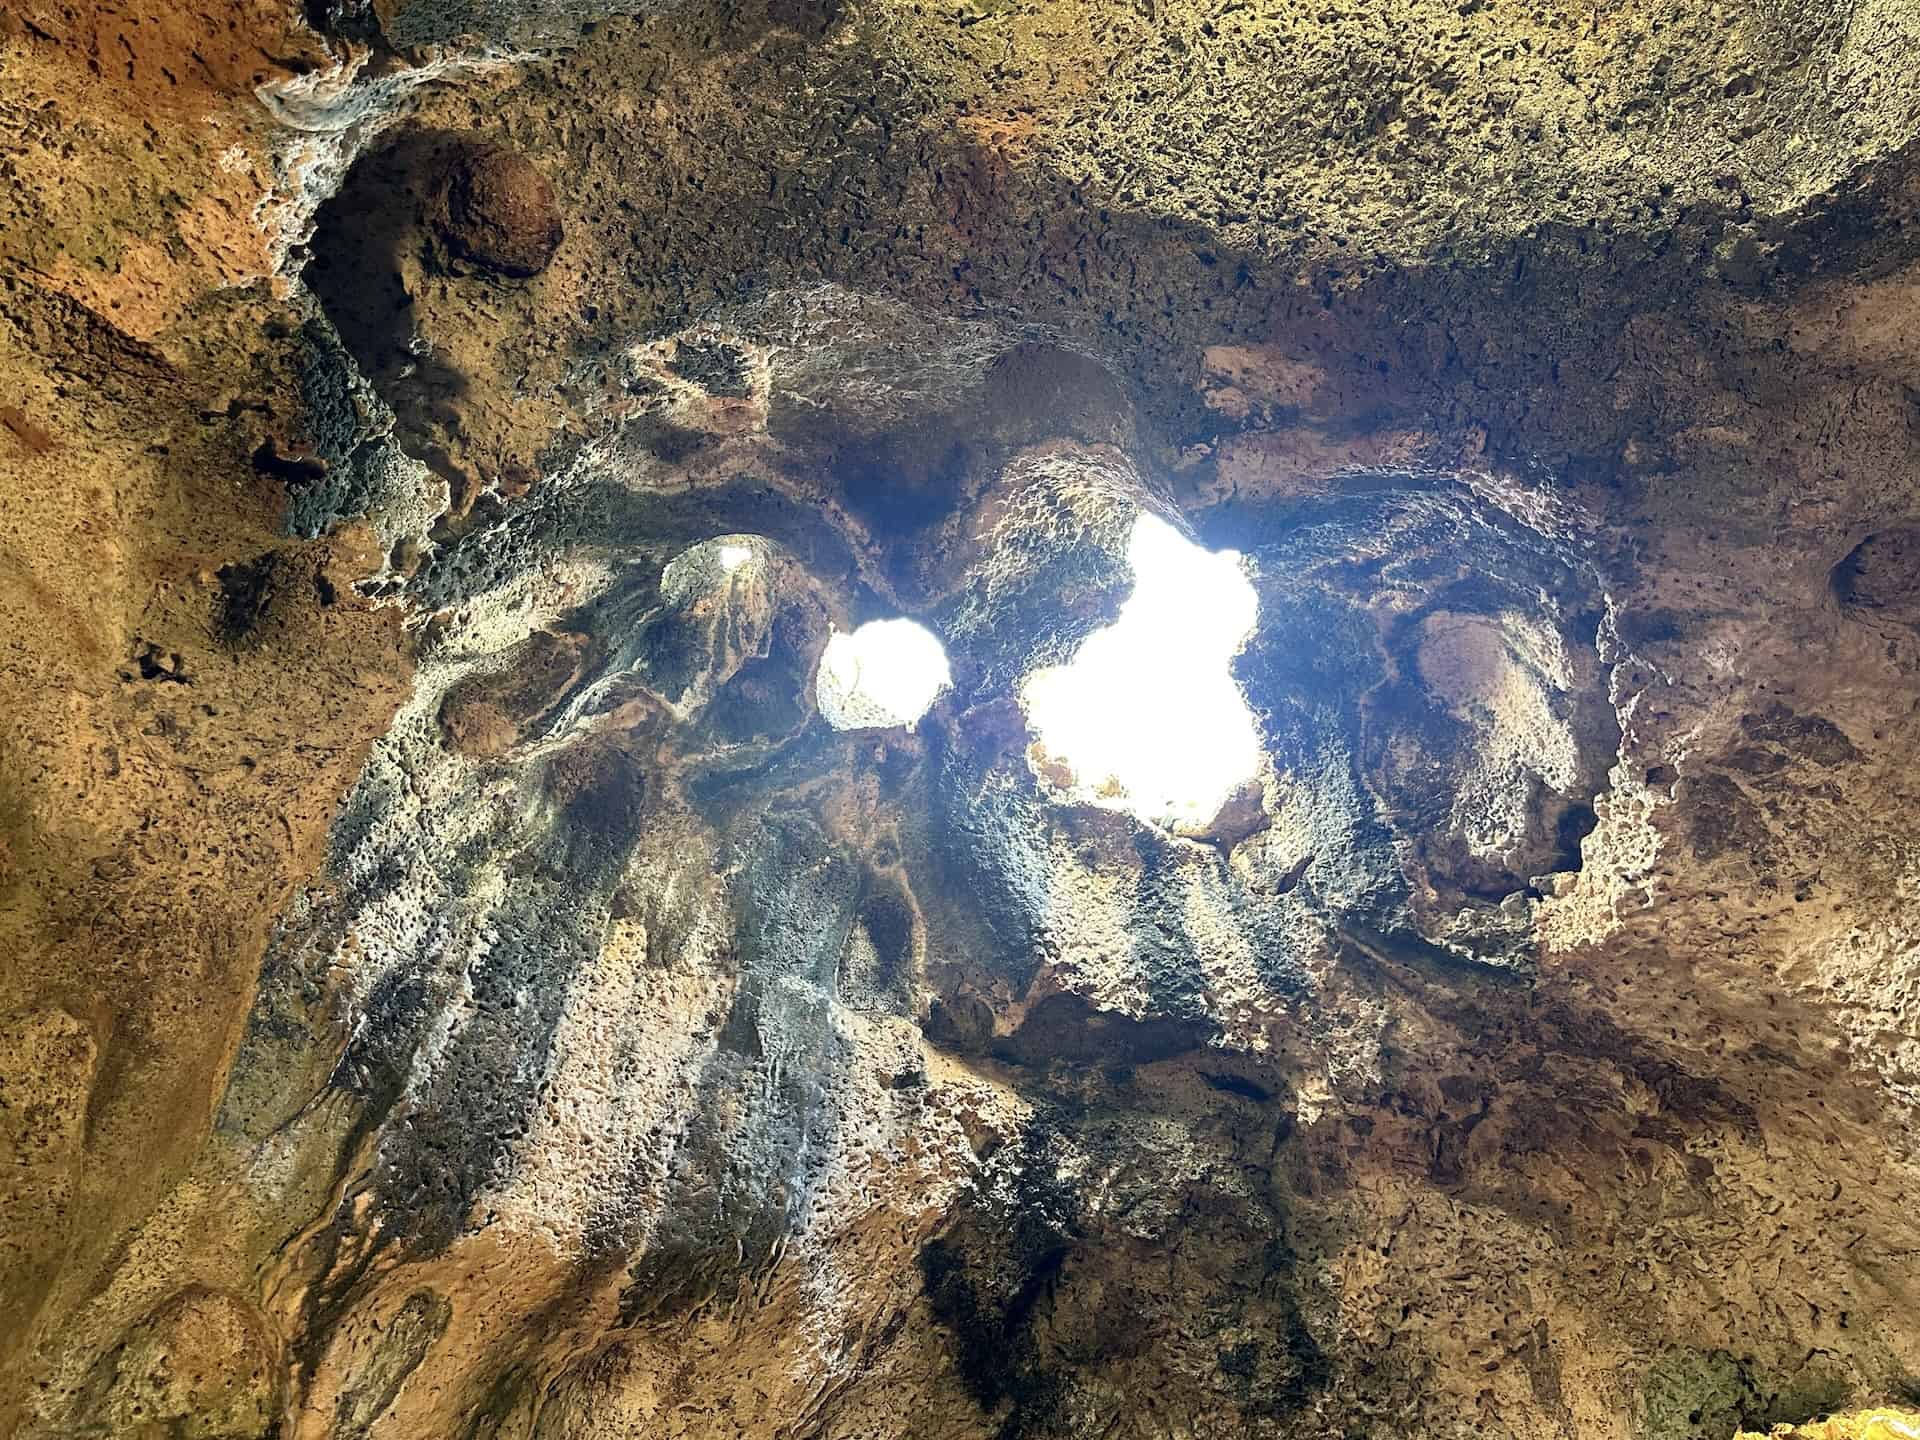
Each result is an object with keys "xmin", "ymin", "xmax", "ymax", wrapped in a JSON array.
[
  {"xmin": 433, "ymin": 143, "xmax": 563, "ymax": 279},
  {"xmin": 439, "ymin": 630, "xmax": 591, "ymax": 757}
]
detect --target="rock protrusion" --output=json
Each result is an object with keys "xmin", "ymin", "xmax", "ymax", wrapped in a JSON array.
[
  {"xmin": 433, "ymin": 143, "xmax": 563, "ymax": 279},
  {"xmin": 1833, "ymin": 528, "xmax": 1920, "ymax": 625}
]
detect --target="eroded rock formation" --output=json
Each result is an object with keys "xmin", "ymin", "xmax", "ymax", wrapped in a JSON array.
[{"xmin": 3, "ymin": 1, "xmax": 1920, "ymax": 1437}]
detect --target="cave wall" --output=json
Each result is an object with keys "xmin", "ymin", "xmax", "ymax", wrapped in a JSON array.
[{"xmin": 3, "ymin": 1, "xmax": 1920, "ymax": 1437}]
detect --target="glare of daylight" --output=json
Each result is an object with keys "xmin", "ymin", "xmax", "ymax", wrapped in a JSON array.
[
  {"xmin": 1022, "ymin": 512, "xmax": 1263, "ymax": 825},
  {"xmin": 817, "ymin": 618, "xmax": 952, "ymax": 730}
]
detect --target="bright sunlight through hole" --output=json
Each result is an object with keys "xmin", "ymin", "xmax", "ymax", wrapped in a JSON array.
[
  {"xmin": 817, "ymin": 618, "xmax": 952, "ymax": 731},
  {"xmin": 1022, "ymin": 512, "xmax": 1263, "ymax": 826}
]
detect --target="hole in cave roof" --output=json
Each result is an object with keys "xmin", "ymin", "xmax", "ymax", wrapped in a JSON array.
[
  {"xmin": 817, "ymin": 618, "xmax": 952, "ymax": 731},
  {"xmin": 1021, "ymin": 511, "xmax": 1264, "ymax": 828}
]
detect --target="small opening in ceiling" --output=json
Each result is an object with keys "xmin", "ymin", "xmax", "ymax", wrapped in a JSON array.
[
  {"xmin": 1022, "ymin": 512, "xmax": 1263, "ymax": 827},
  {"xmin": 660, "ymin": 535, "xmax": 763, "ymax": 604},
  {"xmin": 818, "ymin": 618, "xmax": 952, "ymax": 731}
]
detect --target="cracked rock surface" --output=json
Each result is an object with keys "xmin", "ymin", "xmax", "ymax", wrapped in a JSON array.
[{"xmin": 3, "ymin": 1, "xmax": 1920, "ymax": 1437}]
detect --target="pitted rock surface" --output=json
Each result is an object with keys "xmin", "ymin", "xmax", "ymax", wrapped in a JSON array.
[
  {"xmin": 4, "ymin": 2, "xmax": 1920, "ymax": 1439},
  {"xmin": 433, "ymin": 142, "xmax": 564, "ymax": 278}
]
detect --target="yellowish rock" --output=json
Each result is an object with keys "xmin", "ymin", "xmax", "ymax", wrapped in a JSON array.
[{"xmin": 1740, "ymin": 1410, "xmax": 1920, "ymax": 1440}]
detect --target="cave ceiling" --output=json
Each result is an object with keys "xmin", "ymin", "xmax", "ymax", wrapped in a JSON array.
[{"xmin": 3, "ymin": 1, "xmax": 1920, "ymax": 1438}]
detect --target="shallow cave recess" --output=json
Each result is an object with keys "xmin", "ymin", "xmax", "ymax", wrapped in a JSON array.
[{"xmin": 289, "ymin": 223, "xmax": 1621, "ymax": 974}]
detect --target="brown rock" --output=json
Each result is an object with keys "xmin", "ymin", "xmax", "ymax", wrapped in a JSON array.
[
  {"xmin": 438, "ymin": 629, "xmax": 591, "ymax": 757},
  {"xmin": 13, "ymin": 2, "xmax": 1920, "ymax": 1437},
  {"xmin": 433, "ymin": 142, "xmax": 563, "ymax": 278},
  {"xmin": 1834, "ymin": 527, "xmax": 1920, "ymax": 624}
]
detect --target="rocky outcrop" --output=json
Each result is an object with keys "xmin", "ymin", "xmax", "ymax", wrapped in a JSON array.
[
  {"xmin": 430, "ymin": 141, "xmax": 563, "ymax": 278},
  {"xmin": 3, "ymin": 1, "xmax": 1920, "ymax": 1438}
]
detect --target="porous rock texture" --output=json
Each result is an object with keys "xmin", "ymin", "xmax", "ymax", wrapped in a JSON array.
[{"xmin": 3, "ymin": 1, "xmax": 1920, "ymax": 1438}]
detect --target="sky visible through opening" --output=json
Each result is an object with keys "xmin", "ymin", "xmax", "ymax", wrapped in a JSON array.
[
  {"xmin": 1022, "ymin": 512, "xmax": 1263, "ymax": 825},
  {"xmin": 817, "ymin": 617, "xmax": 952, "ymax": 730}
]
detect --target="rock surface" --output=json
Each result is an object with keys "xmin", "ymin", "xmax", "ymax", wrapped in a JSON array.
[
  {"xmin": 3, "ymin": 2, "xmax": 1920, "ymax": 1438},
  {"xmin": 432, "ymin": 142, "xmax": 563, "ymax": 277}
]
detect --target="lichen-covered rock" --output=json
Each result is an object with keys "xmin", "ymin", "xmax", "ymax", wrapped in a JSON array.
[
  {"xmin": 1741, "ymin": 1413, "xmax": 1920, "ymax": 1440},
  {"xmin": 70, "ymin": 1287, "xmax": 280, "ymax": 1440}
]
